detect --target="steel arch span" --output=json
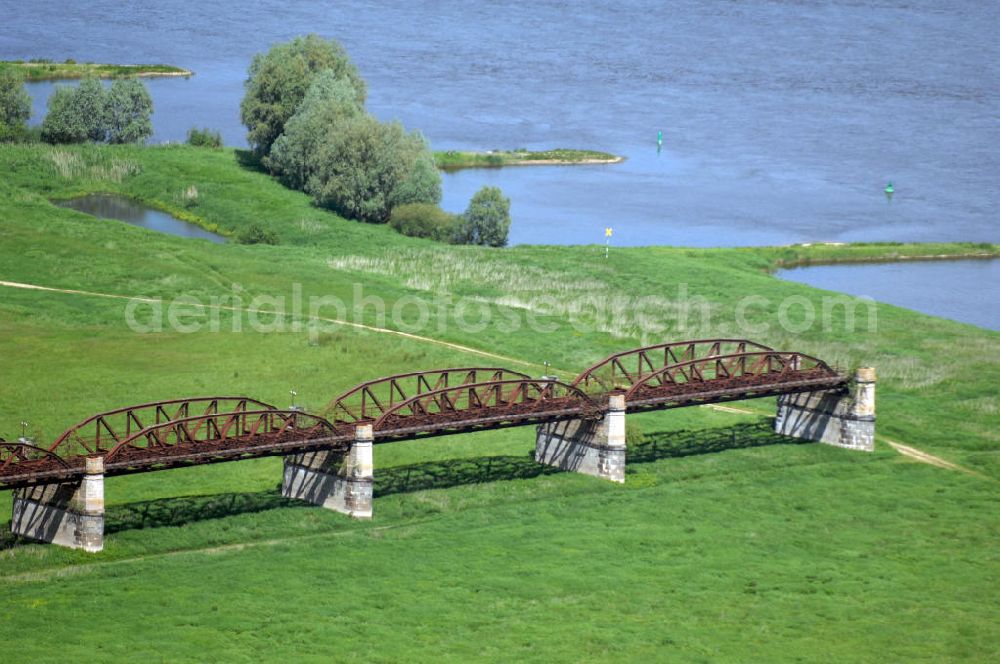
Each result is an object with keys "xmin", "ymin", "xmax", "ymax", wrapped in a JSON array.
[
  {"xmin": 624, "ymin": 351, "xmax": 844, "ymax": 410},
  {"xmin": 49, "ymin": 396, "xmax": 278, "ymax": 458},
  {"xmin": 572, "ymin": 339, "xmax": 775, "ymax": 392},
  {"xmin": 102, "ymin": 409, "xmax": 347, "ymax": 471},
  {"xmin": 324, "ymin": 367, "xmax": 532, "ymax": 425},
  {"xmin": 372, "ymin": 378, "xmax": 600, "ymax": 438}
]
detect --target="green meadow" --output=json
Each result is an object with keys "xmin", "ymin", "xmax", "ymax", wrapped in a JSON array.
[{"xmin": 0, "ymin": 143, "xmax": 997, "ymax": 661}]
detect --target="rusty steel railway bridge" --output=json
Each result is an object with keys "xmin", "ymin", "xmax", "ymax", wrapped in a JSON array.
[{"xmin": 1, "ymin": 339, "xmax": 849, "ymax": 491}]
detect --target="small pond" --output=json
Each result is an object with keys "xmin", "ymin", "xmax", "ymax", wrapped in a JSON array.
[
  {"xmin": 777, "ymin": 259, "xmax": 999, "ymax": 331},
  {"xmin": 54, "ymin": 194, "xmax": 226, "ymax": 244}
]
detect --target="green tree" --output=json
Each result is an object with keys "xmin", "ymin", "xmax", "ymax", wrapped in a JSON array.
[
  {"xmin": 105, "ymin": 78, "xmax": 153, "ymax": 144},
  {"xmin": 40, "ymin": 78, "xmax": 106, "ymax": 144},
  {"xmin": 0, "ymin": 67, "xmax": 31, "ymax": 141},
  {"xmin": 72, "ymin": 77, "xmax": 107, "ymax": 142},
  {"xmin": 240, "ymin": 34, "xmax": 366, "ymax": 159},
  {"xmin": 458, "ymin": 186, "xmax": 511, "ymax": 247},
  {"xmin": 268, "ymin": 71, "xmax": 363, "ymax": 190},
  {"xmin": 40, "ymin": 86, "xmax": 87, "ymax": 143},
  {"xmin": 306, "ymin": 115, "xmax": 434, "ymax": 223},
  {"xmin": 388, "ymin": 143, "xmax": 442, "ymax": 208}
]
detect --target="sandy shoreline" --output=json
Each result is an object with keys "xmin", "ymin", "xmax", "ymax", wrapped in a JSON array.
[{"xmin": 499, "ymin": 156, "xmax": 624, "ymax": 166}]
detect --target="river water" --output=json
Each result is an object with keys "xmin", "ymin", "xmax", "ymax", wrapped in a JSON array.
[
  {"xmin": 779, "ymin": 260, "xmax": 999, "ymax": 331},
  {"xmin": 5, "ymin": 0, "xmax": 998, "ymax": 326}
]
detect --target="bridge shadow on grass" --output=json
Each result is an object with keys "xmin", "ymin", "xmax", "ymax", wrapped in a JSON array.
[
  {"xmin": 103, "ymin": 491, "xmax": 301, "ymax": 535},
  {"xmin": 0, "ymin": 420, "xmax": 800, "ymax": 547},
  {"xmin": 630, "ymin": 420, "xmax": 807, "ymax": 465},
  {"xmin": 374, "ymin": 454, "xmax": 560, "ymax": 498},
  {"xmin": 0, "ymin": 489, "xmax": 306, "ymax": 549}
]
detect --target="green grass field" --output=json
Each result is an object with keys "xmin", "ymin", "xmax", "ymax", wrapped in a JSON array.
[{"xmin": 0, "ymin": 143, "xmax": 996, "ymax": 661}]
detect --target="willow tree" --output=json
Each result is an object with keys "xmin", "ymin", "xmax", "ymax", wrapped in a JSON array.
[
  {"xmin": 105, "ymin": 78, "xmax": 153, "ymax": 144},
  {"xmin": 0, "ymin": 67, "xmax": 31, "ymax": 141},
  {"xmin": 240, "ymin": 34, "xmax": 366, "ymax": 161}
]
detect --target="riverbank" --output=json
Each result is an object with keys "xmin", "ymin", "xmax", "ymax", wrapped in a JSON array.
[
  {"xmin": 434, "ymin": 148, "xmax": 622, "ymax": 170},
  {"xmin": 1, "ymin": 60, "xmax": 192, "ymax": 81}
]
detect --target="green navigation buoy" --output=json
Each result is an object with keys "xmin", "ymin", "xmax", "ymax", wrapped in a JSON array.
[
  {"xmin": 885, "ymin": 181, "xmax": 894, "ymax": 194},
  {"xmin": 657, "ymin": 130, "xmax": 663, "ymax": 147}
]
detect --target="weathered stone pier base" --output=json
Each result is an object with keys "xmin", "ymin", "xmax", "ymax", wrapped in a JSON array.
[
  {"xmin": 11, "ymin": 456, "xmax": 105, "ymax": 552},
  {"xmin": 535, "ymin": 394, "xmax": 626, "ymax": 482},
  {"xmin": 775, "ymin": 367, "xmax": 876, "ymax": 451},
  {"xmin": 282, "ymin": 424, "xmax": 373, "ymax": 518}
]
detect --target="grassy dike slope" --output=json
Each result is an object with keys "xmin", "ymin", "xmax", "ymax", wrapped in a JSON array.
[{"xmin": 0, "ymin": 144, "xmax": 997, "ymax": 661}]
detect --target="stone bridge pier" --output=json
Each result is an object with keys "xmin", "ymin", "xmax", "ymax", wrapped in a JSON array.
[
  {"xmin": 10, "ymin": 455, "xmax": 105, "ymax": 552},
  {"xmin": 535, "ymin": 393, "xmax": 627, "ymax": 483},
  {"xmin": 774, "ymin": 367, "xmax": 876, "ymax": 451},
  {"xmin": 282, "ymin": 424, "xmax": 374, "ymax": 519}
]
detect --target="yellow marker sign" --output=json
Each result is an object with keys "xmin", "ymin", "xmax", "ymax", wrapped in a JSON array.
[{"xmin": 605, "ymin": 227, "xmax": 613, "ymax": 237}]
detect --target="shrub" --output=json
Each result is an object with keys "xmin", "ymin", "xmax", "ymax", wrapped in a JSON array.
[
  {"xmin": 181, "ymin": 185, "xmax": 199, "ymax": 208},
  {"xmin": 0, "ymin": 124, "xmax": 41, "ymax": 143},
  {"xmin": 186, "ymin": 127, "xmax": 222, "ymax": 148},
  {"xmin": 240, "ymin": 34, "xmax": 366, "ymax": 158},
  {"xmin": 237, "ymin": 223, "xmax": 279, "ymax": 245},
  {"xmin": 455, "ymin": 186, "xmax": 511, "ymax": 247},
  {"xmin": 389, "ymin": 203, "xmax": 460, "ymax": 242}
]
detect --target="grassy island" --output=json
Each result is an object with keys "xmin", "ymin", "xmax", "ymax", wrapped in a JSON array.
[
  {"xmin": 0, "ymin": 142, "xmax": 997, "ymax": 661},
  {"xmin": 690, "ymin": 242, "xmax": 999, "ymax": 272},
  {"xmin": 434, "ymin": 147, "xmax": 622, "ymax": 170},
  {"xmin": 0, "ymin": 59, "xmax": 192, "ymax": 81}
]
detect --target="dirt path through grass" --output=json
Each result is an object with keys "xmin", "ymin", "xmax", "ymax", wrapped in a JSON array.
[
  {"xmin": 0, "ymin": 520, "xmax": 428, "ymax": 584},
  {"xmin": 883, "ymin": 438, "xmax": 987, "ymax": 478},
  {"xmin": 0, "ymin": 279, "xmax": 545, "ymax": 370}
]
